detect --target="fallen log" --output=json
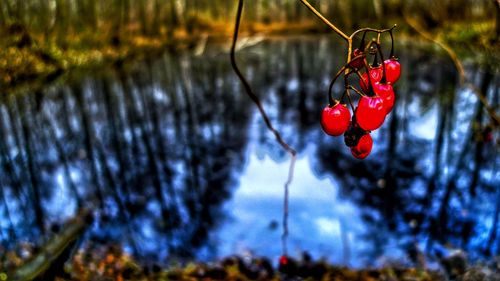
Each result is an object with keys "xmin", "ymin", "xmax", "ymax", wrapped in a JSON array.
[{"xmin": 8, "ymin": 210, "xmax": 93, "ymax": 281}]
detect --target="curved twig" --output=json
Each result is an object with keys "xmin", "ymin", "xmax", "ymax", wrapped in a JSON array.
[
  {"xmin": 298, "ymin": 0, "xmax": 349, "ymax": 41},
  {"xmin": 231, "ymin": 0, "xmax": 297, "ymax": 256},
  {"xmin": 349, "ymin": 25, "xmax": 397, "ymax": 39},
  {"xmin": 404, "ymin": 14, "xmax": 500, "ymax": 127}
]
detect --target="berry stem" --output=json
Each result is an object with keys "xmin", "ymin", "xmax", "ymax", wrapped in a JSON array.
[
  {"xmin": 340, "ymin": 89, "xmax": 347, "ymax": 103},
  {"xmin": 346, "ymin": 89, "xmax": 356, "ymax": 112},
  {"xmin": 329, "ymin": 54, "xmax": 364, "ymax": 105},
  {"xmin": 298, "ymin": 0, "xmax": 349, "ymax": 41},
  {"xmin": 389, "ymin": 30, "xmax": 395, "ymax": 58},
  {"xmin": 328, "ymin": 65, "xmax": 348, "ymax": 106},
  {"xmin": 372, "ymin": 52, "xmax": 379, "ymax": 67},
  {"xmin": 231, "ymin": 0, "xmax": 297, "ymax": 257},
  {"xmin": 231, "ymin": 0, "xmax": 296, "ymax": 157},
  {"xmin": 348, "ymin": 85, "xmax": 365, "ymax": 97},
  {"xmin": 359, "ymin": 31, "xmax": 368, "ymax": 50},
  {"xmin": 362, "ymin": 53, "xmax": 375, "ymax": 96},
  {"xmin": 349, "ymin": 25, "xmax": 397, "ymax": 40},
  {"xmin": 372, "ymin": 40, "xmax": 388, "ymax": 83}
]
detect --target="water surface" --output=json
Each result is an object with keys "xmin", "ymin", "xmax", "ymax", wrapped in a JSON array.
[{"xmin": 0, "ymin": 36, "xmax": 498, "ymax": 267}]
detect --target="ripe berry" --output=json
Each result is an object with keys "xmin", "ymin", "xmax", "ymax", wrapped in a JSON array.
[
  {"xmin": 344, "ymin": 122, "xmax": 366, "ymax": 147},
  {"xmin": 321, "ymin": 103, "xmax": 351, "ymax": 136},
  {"xmin": 355, "ymin": 96, "xmax": 385, "ymax": 131},
  {"xmin": 351, "ymin": 133, "xmax": 373, "ymax": 159},
  {"xmin": 349, "ymin": 48, "xmax": 364, "ymax": 69},
  {"xmin": 372, "ymin": 82, "xmax": 395, "ymax": 114},
  {"xmin": 279, "ymin": 255, "xmax": 288, "ymax": 265},
  {"xmin": 384, "ymin": 58, "xmax": 401, "ymax": 84},
  {"xmin": 359, "ymin": 66, "xmax": 383, "ymax": 92}
]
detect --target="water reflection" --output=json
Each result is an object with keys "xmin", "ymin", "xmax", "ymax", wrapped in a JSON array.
[{"xmin": 0, "ymin": 37, "xmax": 498, "ymax": 266}]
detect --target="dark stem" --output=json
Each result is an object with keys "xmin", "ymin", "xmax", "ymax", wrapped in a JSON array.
[
  {"xmin": 346, "ymin": 90, "xmax": 355, "ymax": 112},
  {"xmin": 389, "ymin": 30, "xmax": 395, "ymax": 58},
  {"xmin": 329, "ymin": 54, "xmax": 365, "ymax": 105},
  {"xmin": 231, "ymin": 0, "xmax": 297, "ymax": 256},
  {"xmin": 373, "ymin": 40, "xmax": 388, "ymax": 83},
  {"xmin": 359, "ymin": 30, "xmax": 368, "ymax": 50},
  {"xmin": 328, "ymin": 65, "xmax": 348, "ymax": 106},
  {"xmin": 372, "ymin": 52, "xmax": 379, "ymax": 67},
  {"xmin": 495, "ymin": 0, "xmax": 500, "ymax": 39},
  {"xmin": 368, "ymin": 40, "xmax": 388, "ymax": 83},
  {"xmin": 348, "ymin": 85, "xmax": 365, "ymax": 97},
  {"xmin": 349, "ymin": 24, "xmax": 397, "ymax": 39},
  {"xmin": 362, "ymin": 56, "xmax": 375, "ymax": 96}
]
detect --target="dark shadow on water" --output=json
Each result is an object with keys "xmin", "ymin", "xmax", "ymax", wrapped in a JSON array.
[{"xmin": 0, "ymin": 36, "xmax": 498, "ymax": 266}]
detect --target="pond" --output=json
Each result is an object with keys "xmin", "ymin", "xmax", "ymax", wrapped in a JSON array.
[{"xmin": 0, "ymin": 36, "xmax": 498, "ymax": 268}]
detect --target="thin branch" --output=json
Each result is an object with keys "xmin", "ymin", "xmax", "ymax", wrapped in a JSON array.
[
  {"xmin": 298, "ymin": 0, "xmax": 349, "ymax": 41},
  {"xmin": 282, "ymin": 156, "xmax": 296, "ymax": 256},
  {"xmin": 349, "ymin": 25, "xmax": 397, "ymax": 39},
  {"xmin": 231, "ymin": 0, "xmax": 297, "ymax": 256},
  {"xmin": 348, "ymin": 85, "xmax": 365, "ymax": 97},
  {"xmin": 404, "ymin": 16, "xmax": 466, "ymax": 83},
  {"xmin": 405, "ymin": 14, "xmax": 500, "ymax": 127},
  {"xmin": 298, "ymin": 0, "xmax": 396, "ymax": 70}
]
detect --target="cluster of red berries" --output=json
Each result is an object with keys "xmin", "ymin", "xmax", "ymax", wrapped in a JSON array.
[{"xmin": 321, "ymin": 29, "xmax": 401, "ymax": 159}]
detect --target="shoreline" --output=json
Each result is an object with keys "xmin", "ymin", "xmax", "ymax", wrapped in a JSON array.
[{"xmin": 0, "ymin": 19, "xmax": 497, "ymax": 95}]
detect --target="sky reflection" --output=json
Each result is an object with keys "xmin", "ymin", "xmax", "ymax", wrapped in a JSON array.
[{"xmin": 0, "ymin": 37, "xmax": 498, "ymax": 268}]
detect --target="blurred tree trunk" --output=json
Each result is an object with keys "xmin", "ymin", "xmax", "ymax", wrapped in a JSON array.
[
  {"xmin": 284, "ymin": 0, "xmax": 293, "ymax": 22},
  {"xmin": 338, "ymin": 1, "xmax": 352, "ymax": 30},
  {"xmin": 144, "ymin": 61, "xmax": 180, "ymax": 217},
  {"xmin": 210, "ymin": 0, "xmax": 219, "ymax": 20},
  {"xmin": 495, "ymin": 0, "xmax": 500, "ymax": 39},
  {"xmin": 110, "ymin": 0, "xmax": 124, "ymax": 42},
  {"xmin": 468, "ymin": 69, "xmax": 492, "ymax": 198},
  {"xmin": 18, "ymin": 96, "xmax": 46, "ymax": 234},
  {"xmin": 169, "ymin": 0, "xmax": 179, "ymax": 27},
  {"xmin": 373, "ymin": 0, "xmax": 383, "ymax": 23},
  {"xmin": 487, "ymin": 184, "xmax": 500, "ymax": 254},
  {"xmin": 76, "ymin": 0, "xmax": 85, "ymax": 30},
  {"xmin": 76, "ymin": 0, "xmax": 98, "ymax": 30},
  {"xmin": 88, "ymin": 0, "xmax": 97, "ymax": 29},
  {"xmin": 101, "ymin": 76, "xmax": 130, "ymax": 201},
  {"xmin": 40, "ymin": 108, "xmax": 83, "ymax": 208},
  {"xmin": 0, "ymin": 181, "xmax": 17, "ymax": 240},
  {"xmin": 123, "ymin": 0, "xmax": 130, "ymax": 27},
  {"xmin": 0, "ymin": 112, "xmax": 24, "ymax": 202},
  {"xmin": 38, "ymin": 0, "xmax": 51, "ymax": 36},
  {"xmin": 0, "ymin": 1, "xmax": 8, "ymax": 26},
  {"xmin": 72, "ymin": 84, "xmax": 105, "ymax": 210},
  {"xmin": 53, "ymin": 0, "xmax": 69, "ymax": 42},
  {"xmin": 138, "ymin": 0, "xmax": 148, "ymax": 35},
  {"xmin": 152, "ymin": 0, "xmax": 161, "ymax": 35},
  {"xmin": 15, "ymin": 1, "xmax": 25, "ymax": 26}
]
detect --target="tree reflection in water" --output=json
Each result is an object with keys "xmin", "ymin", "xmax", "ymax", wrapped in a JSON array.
[{"xmin": 0, "ymin": 37, "xmax": 498, "ymax": 265}]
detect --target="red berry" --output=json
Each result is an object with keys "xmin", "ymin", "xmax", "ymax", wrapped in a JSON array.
[
  {"xmin": 321, "ymin": 103, "xmax": 351, "ymax": 136},
  {"xmin": 483, "ymin": 127, "xmax": 493, "ymax": 143},
  {"xmin": 372, "ymin": 82, "xmax": 395, "ymax": 114},
  {"xmin": 369, "ymin": 66, "xmax": 384, "ymax": 82},
  {"xmin": 384, "ymin": 58, "xmax": 401, "ymax": 84},
  {"xmin": 360, "ymin": 73, "xmax": 369, "ymax": 92},
  {"xmin": 351, "ymin": 133, "xmax": 373, "ymax": 159},
  {"xmin": 349, "ymin": 48, "xmax": 364, "ymax": 69},
  {"xmin": 359, "ymin": 67, "xmax": 383, "ymax": 92},
  {"xmin": 279, "ymin": 255, "xmax": 288, "ymax": 265},
  {"xmin": 484, "ymin": 132, "xmax": 493, "ymax": 143},
  {"xmin": 355, "ymin": 96, "xmax": 385, "ymax": 131}
]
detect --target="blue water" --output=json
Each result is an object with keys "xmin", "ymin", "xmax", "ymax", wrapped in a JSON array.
[{"xmin": 0, "ymin": 36, "xmax": 498, "ymax": 268}]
